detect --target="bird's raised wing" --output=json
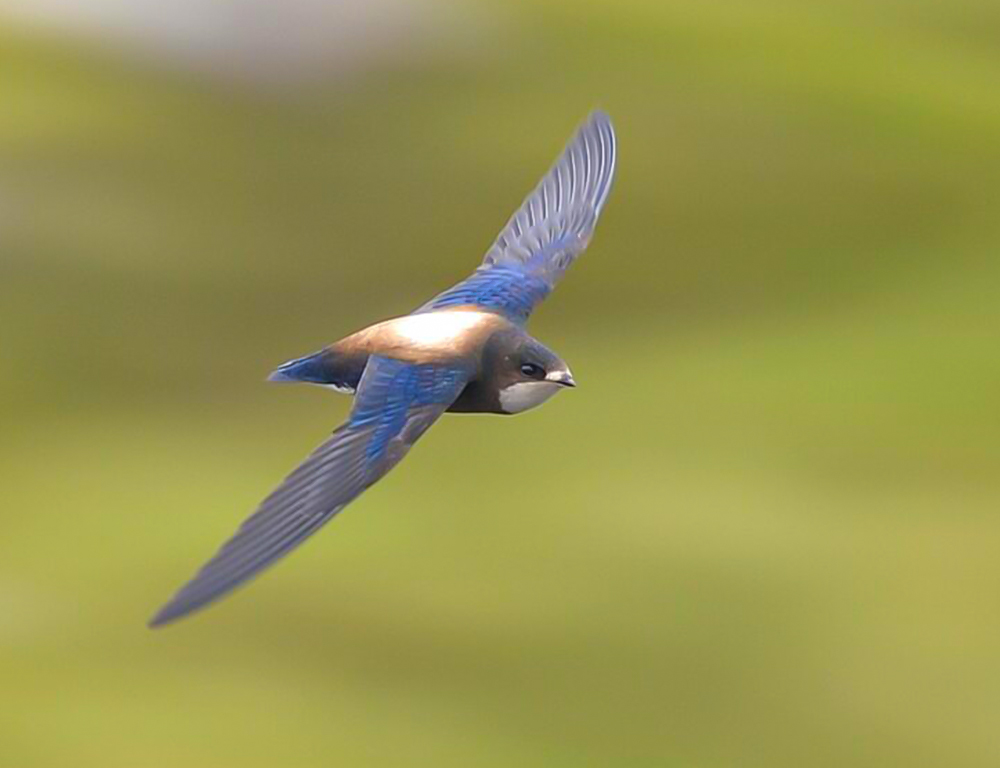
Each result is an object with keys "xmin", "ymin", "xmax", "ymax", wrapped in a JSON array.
[
  {"xmin": 417, "ymin": 111, "xmax": 617, "ymax": 323},
  {"xmin": 150, "ymin": 356, "xmax": 469, "ymax": 627}
]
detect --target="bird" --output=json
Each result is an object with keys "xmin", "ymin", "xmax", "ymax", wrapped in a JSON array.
[{"xmin": 149, "ymin": 111, "xmax": 617, "ymax": 627}]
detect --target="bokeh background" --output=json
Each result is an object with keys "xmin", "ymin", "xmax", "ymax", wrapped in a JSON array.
[{"xmin": 3, "ymin": 1, "xmax": 1000, "ymax": 766}]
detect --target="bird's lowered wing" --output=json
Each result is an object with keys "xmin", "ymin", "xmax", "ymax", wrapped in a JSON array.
[
  {"xmin": 417, "ymin": 111, "xmax": 616, "ymax": 323},
  {"xmin": 150, "ymin": 356, "xmax": 469, "ymax": 627}
]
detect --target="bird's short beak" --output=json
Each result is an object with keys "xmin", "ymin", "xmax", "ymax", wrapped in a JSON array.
[{"xmin": 546, "ymin": 370, "xmax": 577, "ymax": 388}]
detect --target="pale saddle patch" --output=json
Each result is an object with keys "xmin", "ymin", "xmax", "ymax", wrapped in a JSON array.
[
  {"xmin": 389, "ymin": 311, "xmax": 494, "ymax": 345},
  {"xmin": 350, "ymin": 309, "xmax": 506, "ymax": 362}
]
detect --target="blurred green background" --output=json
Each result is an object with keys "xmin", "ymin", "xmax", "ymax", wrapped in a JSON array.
[{"xmin": 3, "ymin": 0, "xmax": 1000, "ymax": 766}]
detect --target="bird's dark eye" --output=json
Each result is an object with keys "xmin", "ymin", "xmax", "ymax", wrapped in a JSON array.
[{"xmin": 520, "ymin": 363, "xmax": 544, "ymax": 379}]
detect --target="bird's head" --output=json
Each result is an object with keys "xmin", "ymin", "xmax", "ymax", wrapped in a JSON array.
[{"xmin": 493, "ymin": 335, "xmax": 575, "ymax": 414}]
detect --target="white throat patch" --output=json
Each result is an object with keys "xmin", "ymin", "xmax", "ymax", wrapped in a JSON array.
[{"xmin": 498, "ymin": 381, "xmax": 562, "ymax": 414}]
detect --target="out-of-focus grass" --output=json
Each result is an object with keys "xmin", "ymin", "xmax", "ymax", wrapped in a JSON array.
[{"xmin": 2, "ymin": 1, "xmax": 1000, "ymax": 766}]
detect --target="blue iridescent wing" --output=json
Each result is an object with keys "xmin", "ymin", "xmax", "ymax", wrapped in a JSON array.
[
  {"xmin": 149, "ymin": 356, "xmax": 469, "ymax": 626},
  {"xmin": 418, "ymin": 111, "xmax": 616, "ymax": 323}
]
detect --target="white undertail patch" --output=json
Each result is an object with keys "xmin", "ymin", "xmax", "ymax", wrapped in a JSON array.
[{"xmin": 323, "ymin": 383, "xmax": 356, "ymax": 394}]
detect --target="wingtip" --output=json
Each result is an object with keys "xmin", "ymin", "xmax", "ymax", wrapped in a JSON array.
[
  {"xmin": 148, "ymin": 592, "xmax": 207, "ymax": 628},
  {"xmin": 147, "ymin": 611, "xmax": 171, "ymax": 630},
  {"xmin": 584, "ymin": 109, "xmax": 615, "ymax": 136},
  {"xmin": 580, "ymin": 109, "xmax": 617, "ymax": 213},
  {"xmin": 589, "ymin": 110, "xmax": 616, "ymax": 147},
  {"xmin": 147, "ymin": 602, "xmax": 183, "ymax": 629},
  {"xmin": 587, "ymin": 108, "xmax": 612, "ymax": 124}
]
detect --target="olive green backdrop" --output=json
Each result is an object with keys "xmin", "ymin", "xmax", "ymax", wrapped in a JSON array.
[{"xmin": 2, "ymin": 1, "xmax": 999, "ymax": 766}]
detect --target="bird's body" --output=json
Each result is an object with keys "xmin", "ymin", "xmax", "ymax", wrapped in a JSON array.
[
  {"xmin": 273, "ymin": 308, "xmax": 573, "ymax": 414},
  {"xmin": 151, "ymin": 111, "xmax": 617, "ymax": 626}
]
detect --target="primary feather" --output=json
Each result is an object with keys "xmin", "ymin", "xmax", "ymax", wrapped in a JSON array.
[
  {"xmin": 419, "ymin": 111, "xmax": 617, "ymax": 322},
  {"xmin": 149, "ymin": 357, "xmax": 468, "ymax": 626}
]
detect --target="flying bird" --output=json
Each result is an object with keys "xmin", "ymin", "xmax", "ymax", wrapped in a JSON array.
[{"xmin": 150, "ymin": 111, "xmax": 617, "ymax": 627}]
